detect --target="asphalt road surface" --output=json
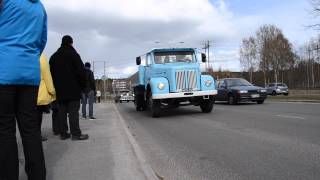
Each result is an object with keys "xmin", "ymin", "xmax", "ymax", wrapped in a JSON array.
[{"xmin": 116, "ymin": 101, "xmax": 320, "ymax": 180}]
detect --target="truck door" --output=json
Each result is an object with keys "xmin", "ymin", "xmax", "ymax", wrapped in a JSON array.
[{"xmin": 144, "ymin": 53, "xmax": 152, "ymax": 85}]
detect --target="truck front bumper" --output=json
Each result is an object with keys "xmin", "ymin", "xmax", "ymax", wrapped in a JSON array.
[{"xmin": 152, "ymin": 90, "xmax": 218, "ymax": 100}]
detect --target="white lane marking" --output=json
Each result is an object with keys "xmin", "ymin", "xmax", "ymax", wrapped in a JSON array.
[
  {"xmin": 275, "ymin": 114, "xmax": 306, "ymax": 120},
  {"xmin": 268, "ymin": 101, "xmax": 320, "ymax": 105}
]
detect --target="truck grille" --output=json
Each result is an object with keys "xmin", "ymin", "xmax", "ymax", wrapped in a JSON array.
[{"xmin": 175, "ymin": 70, "xmax": 197, "ymax": 92}]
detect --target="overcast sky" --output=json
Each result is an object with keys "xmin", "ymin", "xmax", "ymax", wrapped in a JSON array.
[{"xmin": 42, "ymin": 0, "xmax": 317, "ymax": 78}]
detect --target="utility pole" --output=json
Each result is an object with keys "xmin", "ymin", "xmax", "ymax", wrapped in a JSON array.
[
  {"xmin": 207, "ymin": 40, "xmax": 210, "ymax": 70},
  {"xmin": 202, "ymin": 40, "xmax": 213, "ymax": 72},
  {"xmin": 103, "ymin": 61, "xmax": 106, "ymax": 101},
  {"xmin": 307, "ymin": 48, "xmax": 311, "ymax": 89}
]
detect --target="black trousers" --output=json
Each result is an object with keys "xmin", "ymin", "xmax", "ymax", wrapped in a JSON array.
[
  {"xmin": 51, "ymin": 101, "xmax": 59, "ymax": 134},
  {"xmin": 0, "ymin": 85, "xmax": 46, "ymax": 180},
  {"xmin": 58, "ymin": 100, "xmax": 81, "ymax": 136}
]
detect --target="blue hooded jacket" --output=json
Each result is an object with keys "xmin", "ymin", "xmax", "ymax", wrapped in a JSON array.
[{"xmin": 0, "ymin": 0, "xmax": 47, "ymax": 85}]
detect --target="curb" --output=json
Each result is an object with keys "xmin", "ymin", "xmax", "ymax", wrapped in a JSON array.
[{"xmin": 112, "ymin": 104, "xmax": 159, "ymax": 180}]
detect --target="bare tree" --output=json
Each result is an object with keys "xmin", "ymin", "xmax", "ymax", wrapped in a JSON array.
[
  {"xmin": 309, "ymin": 0, "xmax": 320, "ymax": 29},
  {"xmin": 256, "ymin": 25, "xmax": 282, "ymax": 85},
  {"xmin": 240, "ymin": 36, "xmax": 257, "ymax": 83}
]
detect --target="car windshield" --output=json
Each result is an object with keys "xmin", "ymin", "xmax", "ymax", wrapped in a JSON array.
[
  {"xmin": 226, "ymin": 79, "xmax": 252, "ymax": 87},
  {"xmin": 154, "ymin": 51, "xmax": 195, "ymax": 64},
  {"xmin": 277, "ymin": 83, "xmax": 287, "ymax": 87}
]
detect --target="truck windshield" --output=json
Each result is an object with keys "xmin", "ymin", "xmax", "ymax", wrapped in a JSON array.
[{"xmin": 154, "ymin": 51, "xmax": 195, "ymax": 64}]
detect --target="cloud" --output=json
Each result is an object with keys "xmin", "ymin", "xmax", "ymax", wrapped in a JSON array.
[
  {"xmin": 42, "ymin": 0, "xmax": 314, "ymax": 78},
  {"xmin": 42, "ymin": 0, "xmax": 244, "ymax": 78}
]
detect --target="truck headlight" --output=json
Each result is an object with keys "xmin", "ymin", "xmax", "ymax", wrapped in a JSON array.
[
  {"xmin": 157, "ymin": 82, "xmax": 165, "ymax": 90},
  {"xmin": 205, "ymin": 80, "xmax": 212, "ymax": 87},
  {"xmin": 239, "ymin": 90, "xmax": 248, "ymax": 93}
]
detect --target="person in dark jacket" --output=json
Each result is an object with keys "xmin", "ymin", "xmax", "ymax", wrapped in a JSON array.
[
  {"xmin": 49, "ymin": 35, "xmax": 89, "ymax": 141},
  {"xmin": 0, "ymin": 0, "xmax": 47, "ymax": 179},
  {"xmin": 82, "ymin": 62, "xmax": 96, "ymax": 119}
]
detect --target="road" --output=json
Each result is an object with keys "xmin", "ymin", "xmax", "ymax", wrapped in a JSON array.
[{"xmin": 116, "ymin": 101, "xmax": 320, "ymax": 180}]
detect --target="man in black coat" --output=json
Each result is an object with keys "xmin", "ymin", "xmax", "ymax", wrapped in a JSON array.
[{"xmin": 49, "ymin": 35, "xmax": 89, "ymax": 141}]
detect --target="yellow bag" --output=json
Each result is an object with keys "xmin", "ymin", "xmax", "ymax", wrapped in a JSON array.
[{"xmin": 37, "ymin": 55, "xmax": 56, "ymax": 105}]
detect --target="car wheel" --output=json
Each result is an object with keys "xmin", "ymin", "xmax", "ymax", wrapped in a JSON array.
[
  {"xmin": 257, "ymin": 100, "xmax": 264, "ymax": 104},
  {"xmin": 272, "ymin": 91, "xmax": 277, "ymax": 96},
  {"xmin": 200, "ymin": 97, "xmax": 215, "ymax": 113},
  {"xmin": 284, "ymin": 93, "xmax": 289, "ymax": 96},
  {"xmin": 228, "ymin": 94, "xmax": 237, "ymax": 105}
]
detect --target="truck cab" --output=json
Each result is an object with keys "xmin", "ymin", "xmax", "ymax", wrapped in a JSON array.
[{"xmin": 132, "ymin": 48, "xmax": 217, "ymax": 117}]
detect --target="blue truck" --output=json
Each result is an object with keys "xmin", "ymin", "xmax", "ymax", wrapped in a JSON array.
[{"xmin": 130, "ymin": 48, "xmax": 217, "ymax": 117}]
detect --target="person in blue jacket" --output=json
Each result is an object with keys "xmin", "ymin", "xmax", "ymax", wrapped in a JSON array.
[{"xmin": 0, "ymin": 0, "xmax": 47, "ymax": 179}]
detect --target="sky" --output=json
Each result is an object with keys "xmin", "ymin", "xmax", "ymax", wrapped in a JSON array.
[{"xmin": 42, "ymin": 0, "xmax": 318, "ymax": 78}]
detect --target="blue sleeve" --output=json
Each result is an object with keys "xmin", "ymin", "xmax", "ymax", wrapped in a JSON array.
[{"xmin": 39, "ymin": 10, "xmax": 47, "ymax": 53}]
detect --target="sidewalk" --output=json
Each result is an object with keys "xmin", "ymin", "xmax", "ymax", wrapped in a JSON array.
[{"xmin": 17, "ymin": 103, "xmax": 156, "ymax": 180}]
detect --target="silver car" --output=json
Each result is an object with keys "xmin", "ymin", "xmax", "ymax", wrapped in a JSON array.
[{"xmin": 266, "ymin": 83, "xmax": 289, "ymax": 96}]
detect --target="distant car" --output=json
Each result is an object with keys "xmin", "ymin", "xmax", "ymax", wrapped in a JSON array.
[
  {"xmin": 216, "ymin": 78, "xmax": 267, "ymax": 104},
  {"xmin": 266, "ymin": 83, "xmax": 289, "ymax": 96},
  {"xmin": 119, "ymin": 91, "xmax": 135, "ymax": 103}
]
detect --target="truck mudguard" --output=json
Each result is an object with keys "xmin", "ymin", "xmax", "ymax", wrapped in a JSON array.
[
  {"xmin": 200, "ymin": 75, "xmax": 216, "ymax": 91},
  {"xmin": 149, "ymin": 77, "xmax": 170, "ymax": 95}
]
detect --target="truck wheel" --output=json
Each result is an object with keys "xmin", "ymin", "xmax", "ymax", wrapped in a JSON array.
[
  {"xmin": 135, "ymin": 95, "xmax": 145, "ymax": 111},
  {"xmin": 228, "ymin": 94, "xmax": 237, "ymax": 105},
  {"xmin": 200, "ymin": 97, "xmax": 215, "ymax": 113},
  {"xmin": 148, "ymin": 92, "xmax": 161, "ymax": 118}
]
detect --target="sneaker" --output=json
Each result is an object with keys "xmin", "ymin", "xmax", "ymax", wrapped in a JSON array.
[
  {"xmin": 60, "ymin": 133, "xmax": 71, "ymax": 140},
  {"xmin": 89, "ymin": 116, "xmax": 96, "ymax": 120},
  {"xmin": 72, "ymin": 134, "xmax": 89, "ymax": 141}
]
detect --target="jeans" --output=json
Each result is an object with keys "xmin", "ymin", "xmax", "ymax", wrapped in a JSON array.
[
  {"xmin": 81, "ymin": 90, "xmax": 94, "ymax": 117},
  {"xmin": 0, "ymin": 85, "xmax": 46, "ymax": 180},
  {"xmin": 58, "ymin": 100, "xmax": 82, "ymax": 137}
]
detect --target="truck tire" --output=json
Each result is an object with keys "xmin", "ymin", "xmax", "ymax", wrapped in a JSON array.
[
  {"xmin": 200, "ymin": 97, "xmax": 215, "ymax": 113},
  {"xmin": 148, "ymin": 91, "xmax": 161, "ymax": 118},
  {"xmin": 134, "ymin": 86, "xmax": 146, "ymax": 111},
  {"xmin": 135, "ymin": 95, "xmax": 145, "ymax": 111}
]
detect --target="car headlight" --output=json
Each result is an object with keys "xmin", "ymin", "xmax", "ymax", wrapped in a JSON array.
[
  {"xmin": 157, "ymin": 82, "xmax": 165, "ymax": 90},
  {"xmin": 260, "ymin": 89, "xmax": 267, "ymax": 93},
  {"xmin": 239, "ymin": 90, "xmax": 248, "ymax": 93},
  {"xmin": 205, "ymin": 80, "xmax": 212, "ymax": 87}
]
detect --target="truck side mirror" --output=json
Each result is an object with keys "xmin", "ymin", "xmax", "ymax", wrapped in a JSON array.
[
  {"xmin": 201, "ymin": 53, "xmax": 207, "ymax": 63},
  {"xmin": 136, "ymin": 57, "xmax": 141, "ymax": 65}
]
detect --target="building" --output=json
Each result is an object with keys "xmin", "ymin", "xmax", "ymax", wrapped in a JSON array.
[{"xmin": 112, "ymin": 78, "xmax": 130, "ymax": 93}]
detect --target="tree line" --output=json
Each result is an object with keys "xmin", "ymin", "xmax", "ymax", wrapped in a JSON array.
[{"xmin": 218, "ymin": 24, "xmax": 320, "ymax": 89}]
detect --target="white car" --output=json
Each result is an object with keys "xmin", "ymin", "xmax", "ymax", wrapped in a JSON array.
[{"xmin": 119, "ymin": 92, "xmax": 135, "ymax": 103}]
